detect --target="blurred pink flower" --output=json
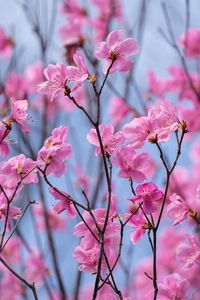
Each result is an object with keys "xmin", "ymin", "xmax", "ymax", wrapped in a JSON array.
[{"xmin": 180, "ymin": 28, "xmax": 200, "ymax": 58}]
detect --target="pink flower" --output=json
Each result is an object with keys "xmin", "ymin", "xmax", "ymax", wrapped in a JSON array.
[
  {"xmin": 0, "ymin": 27, "xmax": 14, "ymax": 58},
  {"xmin": 1, "ymin": 237, "xmax": 21, "ymax": 264},
  {"xmin": 148, "ymin": 99, "xmax": 180, "ymax": 142},
  {"xmin": 158, "ymin": 273, "xmax": 189, "ymax": 300},
  {"xmin": 49, "ymin": 187, "xmax": 77, "ymax": 218},
  {"xmin": 167, "ymin": 193, "xmax": 189, "ymax": 225},
  {"xmin": 25, "ymin": 61, "xmax": 44, "ymax": 94},
  {"xmin": 5, "ymin": 72, "xmax": 27, "ymax": 100},
  {"xmin": 177, "ymin": 234, "xmax": 200, "ymax": 270},
  {"xmin": 95, "ymin": 30, "xmax": 139, "ymax": 74},
  {"xmin": 147, "ymin": 70, "xmax": 169, "ymax": 97},
  {"xmin": 87, "ymin": 124, "xmax": 124, "ymax": 156},
  {"xmin": 109, "ymin": 96, "xmax": 132, "ymax": 127},
  {"xmin": 37, "ymin": 126, "xmax": 72, "ymax": 177},
  {"xmin": 0, "ymin": 154, "xmax": 38, "ymax": 188},
  {"xmin": 180, "ymin": 28, "xmax": 200, "ymax": 58},
  {"xmin": 129, "ymin": 182, "xmax": 163, "ymax": 214},
  {"xmin": 38, "ymin": 63, "xmax": 68, "ymax": 101},
  {"xmin": 73, "ymin": 243, "xmax": 104, "ymax": 274},
  {"xmin": 34, "ymin": 204, "xmax": 66, "ymax": 232},
  {"xmin": 0, "ymin": 271, "xmax": 23, "ymax": 300},
  {"xmin": 0, "ymin": 127, "xmax": 10, "ymax": 158},
  {"xmin": 123, "ymin": 116, "xmax": 154, "ymax": 148},
  {"xmin": 67, "ymin": 51, "xmax": 89, "ymax": 90},
  {"xmin": 25, "ymin": 252, "xmax": 49, "ymax": 285},
  {"xmin": 9, "ymin": 99, "xmax": 30, "ymax": 133},
  {"xmin": 112, "ymin": 146, "xmax": 150, "ymax": 182},
  {"xmin": 126, "ymin": 210, "xmax": 148, "ymax": 244},
  {"xmin": 0, "ymin": 195, "xmax": 21, "ymax": 223}
]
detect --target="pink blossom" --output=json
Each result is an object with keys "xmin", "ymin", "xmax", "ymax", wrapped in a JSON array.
[
  {"xmin": 167, "ymin": 193, "xmax": 189, "ymax": 225},
  {"xmin": 177, "ymin": 234, "xmax": 200, "ymax": 270},
  {"xmin": 59, "ymin": 19, "xmax": 84, "ymax": 48},
  {"xmin": 87, "ymin": 124, "xmax": 124, "ymax": 156},
  {"xmin": 74, "ymin": 164, "xmax": 90, "ymax": 194},
  {"xmin": 61, "ymin": 0, "xmax": 87, "ymax": 21},
  {"xmin": 37, "ymin": 63, "xmax": 68, "ymax": 101},
  {"xmin": 126, "ymin": 210, "xmax": 148, "ymax": 244},
  {"xmin": 25, "ymin": 252, "xmax": 49, "ymax": 285},
  {"xmin": 95, "ymin": 30, "xmax": 139, "ymax": 74},
  {"xmin": 0, "ymin": 195, "xmax": 21, "ymax": 223},
  {"xmin": 123, "ymin": 116, "xmax": 154, "ymax": 148},
  {"xmin": 34, "ymin": 203, "xmax": 66, "ymax": 232},
  {"xmin": 37, "ymin": 126, "xmax": 72, "ymax": 177},
  {"xmin": 129, "ymin": 182, "xmax": 163, "ymax": 214},
  {"xmin": 148, "ymin": 99, "xmax": 180, "ymax": 142},
  {"xmin": 147, "ymin": 70, "xmax": 169, "ymax": 97},
  {"xmin": 49, "ymin": 187, "xmax": 77, "ymax": 218},
  {"xmin": 73, "ymin": 243, "xmax": 104, "ymax": 274},
  {"xmin": 0, "ymin": 154, "xmax": 38, "ymax": 188},
  {"xmin": 8, "ymin": 99, "xmax": 30, "ymax": 133},
  {"xmin": 67, "ymin": 51, "xmax": 89, "ymax": 90},
  {"xmin": 0, "ymin": 27, "xmax": 14, "ymax": 58},
  {"xmin": 0, "ymin": 271, "xmax": 23, "ymax": 300},
  {"xmin": 0, "ymin": 127, "xmax": 10, "ymax": 158},
  {"xmin": 1, "ymin": 237, "xmax": 21, "ymax": 264},
  {"xmin": 109, "ymin": 96, "xmax": 132, "ymax": 127},
  {"xmin": 25, "ymin": 61, "xmax": 44, "ymax": 94},
  {"xmin": 5, "ymin": 72, "xmax": 27, "ymax": 100},
  {"xmin": 158, "ymin": 273, "xmax": 190, "ymax": 300},
  {"xmin": 180, "ymin": 28, "xmax": 200, "ymax": 58},
  {"xmin": 112, "ymin": 146, "xmax": 150, "ymax": 182}
]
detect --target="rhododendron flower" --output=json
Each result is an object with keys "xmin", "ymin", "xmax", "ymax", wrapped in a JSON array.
[
  {"xmin": 112, "ymin": 146, "xmax": 150, "ymax": 182},
  {"xmin": 177, "ymin": 234, "xmax": 200, "ymax": 270},
  {"xmin": 25, "ymin": 252, "xmax": 50, "ymax": 285},
  {"xmin": 87, "ymin": 124, "xmax": 124, "ymax": 156},
  {"xmin": 126, "ymin": 210, "xmax": 149, "ymax": 244},
  {"xmin": 95, "ymin": 30, "xmax": 139, "ymax": 74},
  {"xmin": 148, "ymin": 99, "xmax": 181, "ymax": 142},
  {"xmin": 0, "ymin": 27, "xmax": 14, "ymax": 58},
  {"xmin": 0, "ymin": 196, "xmax": 21, "ymax": 223},
  {"xmin": 109, "ymin": 96, "xmax": 132, "ymax": 127},
  {"xmin": 49, "ymin": 187, "xmax": 77, "ymax": 218},
  {"xmin": 1, "ymin": 237, "xmax": 21, "ymax": 264},
  {"xmin": 8, "ymin": 99, "xmax": 30, "ymax": 133},
  {"xmin": 38, "ymin": 63, "xmax": 68, "ymax": 101},
  {"xmin": 37, "ymin": 126, "xmax": 72, "ymax": 177},
  {"xmin": 167, "ymin": 193, "xmax": 189, "ymax": 225},
  {"xmin": 5, "ymin": 72, "xmax": 27, "ymax": 100},
  {"xmin": 0, "ymin": 127, "xmax": 10, "ymax": 157},
  {"xmin": 0, "ymin": 154, "xmax": 38, "ymax": 188},
  {"xmin": 73, "ymin": 243, "xmax": 104, "ymax": 273},
  {"xmin": 0, "ymin": 271, "xmax": 23, "ymax": 300},
  {"xmin": 180, "ymin": 28, "xmax": 200, "ymax": 58},
  {"xmin": 67, "ymin": 51, "xmax": 90, "ymax": 90},
  {"xmin": 147, "ymin": 70, "xmax": 169, "ymax": 97},
  {"xmin": 158, "ymin": 273, "xmax": 190, "ymax": 300},
  {"xmin": 25, "ymin": 61, "xmax": 44, "ymax": 94},
  {"xmin": 129, "ymin": 182, "xmax": 163, "ymax": 214},
  {"xmin": 34, "ymin": 204, "xmax": 66, "ymax": 232},
  {"xmin": 123, "ymin": 116, "xmax": 154, "ymax": 148}
]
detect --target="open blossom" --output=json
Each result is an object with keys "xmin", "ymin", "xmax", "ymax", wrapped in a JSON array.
[
  {"xmin": 112, "ymin": 146, "xmax": 150, "ymax": 182},
  {"xmin": 0, "ymin": 27, "xmax": 14, "ymax": 58},
  {"xmin": 167, "ymin": 193, "xmax": 189, "ymax": 225},
  {"xmin": 147, "ymin": 70, "xmax": 169, "ymax": 97},
  {"xmin": 87, "ymin": 124, "xmax": 124, "ymax": 156},
  {"xmin": 5, "ymin": 72, "xmax": 27, "ymax": 100},
  {"xmin": 95, "ymin": 30, "xmax": 139, "ymax": 74},
  {"xmin": 25, "ymin": 61, "xmax": 44, "ymax": 94},
  {"xmin": 5, "ymin": 99, "xmax": 30, "ymax": 133},
  {"xmin": 148, "ymin": 99, "xmax": 181, "ymax": 142},
  {"xmin": 129, "ymin": 182, "xmax": 163, "ymax": 214},
  {"xmin": 37, "ymin": 126, "xmax": 72, "ymax": 177},
  {"xmin": 123, "ymin": 116, "xmax": 154, "ymax": 148},
  {"xmin": 180, "ymin": 28, "xmax": 200, "ymax": 58},
  {"xmin": 177, "ymin": 234, "xmax": 200, "ymax": 270},
  {"xmin": 158, "ymin": 273, "xmax": 190, "ymax": 300},
  {"xmin": 49, "ymin": 187, "xmax": 77, "ymax": 218},
  {"xmin": 0, "ymin": 195, "xmax": 21, "ymax": 223},
  {"xmin": 67, "ymin": 51, "xmax": 90, "ymax": 91},
  {"xmin": 0, "ymin": 154, "xmax": 38, "ymax": 188},
  {"xmin": 37, "ymin": 63, "xmax": 68, "ymax": 101},
  {"xmin": 126, "ymin": 210, "xmax": 149, "ymax": 244}
]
